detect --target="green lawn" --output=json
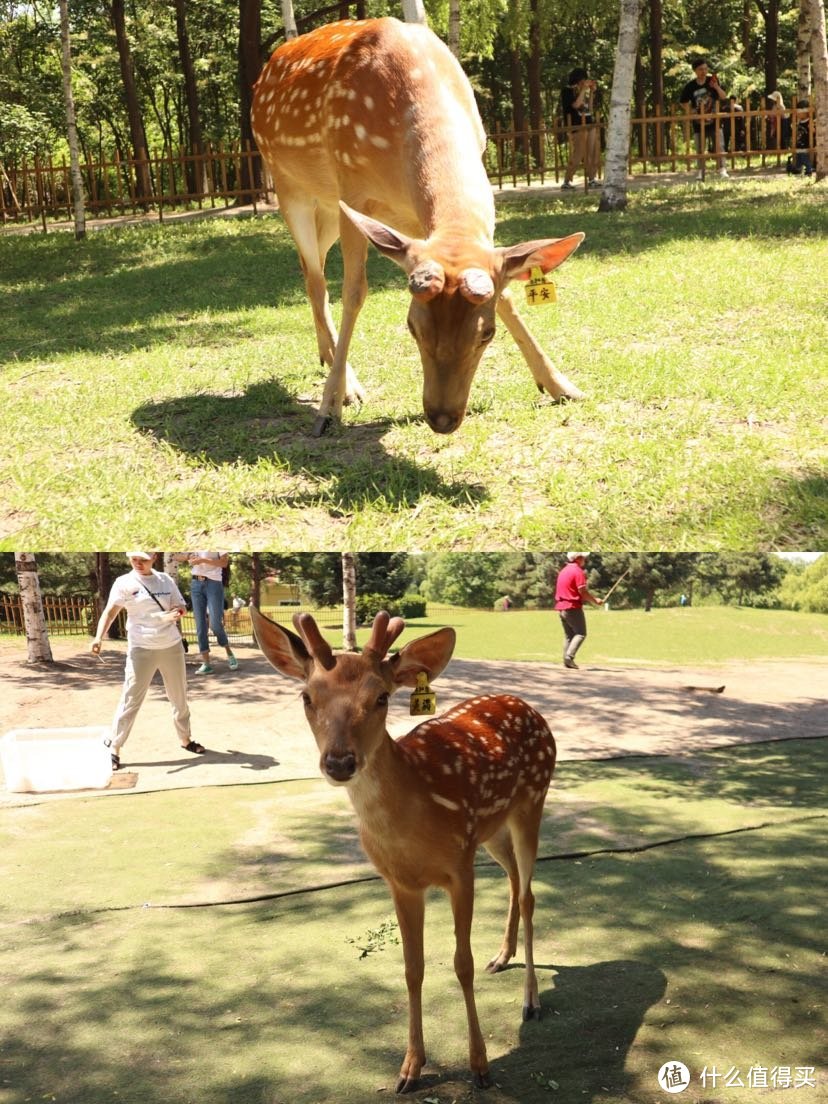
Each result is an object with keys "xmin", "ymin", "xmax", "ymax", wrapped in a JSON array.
[
  {"xmin": 1, "ymin": 176, "xmax": 826, "ymax": 549},
  {"xmin": 355, "ymin": 605, "xmax": 828, "ymax": 665},
  {"xmin": 1, "ymin": 739, "xmax": 825, "ymax": 1103}
]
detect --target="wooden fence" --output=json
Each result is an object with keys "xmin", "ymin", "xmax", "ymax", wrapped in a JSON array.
[{"xmin": 1, "ymin": 101, "xmax": 816, "ymax": 227}]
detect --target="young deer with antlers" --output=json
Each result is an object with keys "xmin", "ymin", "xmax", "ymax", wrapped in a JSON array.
[
  {"xmin": 251, "ymin": 607, "xmax": 556, "ymax": 1093},
  {"xmin": 251, "ymin": 17, "xmax": 584, "ymax": 437}
]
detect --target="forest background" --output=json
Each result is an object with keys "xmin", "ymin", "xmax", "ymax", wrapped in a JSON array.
[
  {"xmin": 0, "ymin": 0, "xmax": 810, "ymax": 180},
  {"xmin": 2, "ymin": 552, "xmax": 826, "ymax": 615}
]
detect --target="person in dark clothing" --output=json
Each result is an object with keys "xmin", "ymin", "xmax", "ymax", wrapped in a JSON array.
[
  {"xmin": 788, "ymin": 100, "xmax": 814, "ymax": 175},
  {"xmin": 561, "ymin": 67, "xmax": 600, "ymax": 189},
  {"xmin": 680, "ymin": 57, "xmax": 730, "ymax": 178}
]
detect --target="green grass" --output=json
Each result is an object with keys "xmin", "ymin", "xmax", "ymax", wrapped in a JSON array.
[
  {"xmin": 380, "ymin": 605, "xmax": 828, "ymax": 665},
  {"xmin": 1, "ymin": 177, "xmax": 826, "ymax": 549},
  {"xmin": 1, "ymin": 741, "xmax": 825, "ymax": 1103}
]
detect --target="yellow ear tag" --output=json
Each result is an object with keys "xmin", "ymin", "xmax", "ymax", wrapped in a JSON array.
[
  {"xmin": 524, "ymin": 266, "xmax": 557, "ymax": 306},
  {"xmin": 410, "ymin": 671, "xmax": 437, "ymax": 716}
]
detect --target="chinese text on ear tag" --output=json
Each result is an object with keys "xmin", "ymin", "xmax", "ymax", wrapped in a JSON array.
[
  {"xmin": 410, "ymin": 671, "xmax": 437, "ymax": 716},
  {"xmin": 524, "ymin": 266, "xmax": 557, "ymax": 306}
]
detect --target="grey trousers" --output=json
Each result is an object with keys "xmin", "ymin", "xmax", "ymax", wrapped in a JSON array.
[
  {"xmin": 559, "ymin": 608, "xmax": 587, "ymax": 660},
  {"xmin": 111, "ymin": 643, "xmax": 191, "ymax": 751}
]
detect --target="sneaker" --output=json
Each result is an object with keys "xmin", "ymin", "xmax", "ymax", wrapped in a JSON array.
[
  {"xmin": 561, "ymin": 180, "xmax": 574, "ymax": 190},
  {"xmin": 563, "ymin": 657, "xmax": 579, "ymax": 670},
  {"xmin": 696, "ymin": 171, "xmax": 704, "ymax": 181},
  {"xmin": 195, "ymin": 663, "xmax": 214, "ymax": 674},
  {"xmin": 228, "ymin": 655, "xmax": 239, "ymax": 671},
  {"xmin": 718, "ymin": 168, "xmax": 729, "ymax": 178}
]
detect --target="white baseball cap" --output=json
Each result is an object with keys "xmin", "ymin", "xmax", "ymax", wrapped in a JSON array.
[
  {"xmin": 126, "ymin": 550, "xmax": 153, "ymax": 560},
  {"xmin": 566, "ymin": 551, "xmax": 589, "ymax": 561}
]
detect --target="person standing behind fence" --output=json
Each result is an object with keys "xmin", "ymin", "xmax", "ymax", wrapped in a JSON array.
[
  {"xmin": 554, "ymin": 552, "xmax": 603, "ymax": 670},
  {"xmin": 561, "ymin": 68, "xmax": 601, "ymax": 190},
  {"xmin": 680, "ymin": 57, "xmax": 730, "ymax": 179},
  {"xmin": 90, "ymin": 551, "xmax": 205, "ymax": 770},
  {"xmin": 178, "ymin": 552, "xmax": 238, "ymax": 675}
]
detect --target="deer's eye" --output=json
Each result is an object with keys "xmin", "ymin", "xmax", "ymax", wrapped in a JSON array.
[
  {"xmin": 480, "ymin": 326, "xmax": 496, "ymax": 345},
  {"xmin": 376, "ymin": 692, "xmax": 389, "ymax": 708},
  {"xmin": 301, "ymin": 691, "xmax": 313, "ymax": 708}
]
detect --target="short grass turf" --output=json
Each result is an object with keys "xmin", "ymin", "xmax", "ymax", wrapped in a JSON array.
[
  {"xmin": 1, "ymin": 739, "xmax": 825, "ymax": 1103},
  {"xmin": 1, "ymin": 177, "xmax": 826, "ymax": 548}
]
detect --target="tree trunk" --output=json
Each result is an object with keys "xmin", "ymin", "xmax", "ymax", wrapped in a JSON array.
[
  {"xmin": 527, "ymin": 0, "xmax": 542, "ymax": 164},
  {"xmin": 763, "ymin": 0, "xmax": 780, "ymax": 95},
  {"xmin": 448, "ymin": 0, "xmax": 460, "ymax": 56},
  {"xmin": 742, "ymin": 0, "xmax": 755, "ymax": 65},
  {"xmin": 809, "ymin": 0, "xmax": 828, "ymax": 180},
  {"xmin": 238, "ymin": 0, "xmax": 264, "ymax": 200},
  {"xmin": 173, "ymin": 0, "xmax": 208, "ymax": 194},
  {"xmin": 163, "ymin": 553, "xmax": 179, "ymax": 580},
  {"xmin": 58, "ymin": 0, "xmax": 86, "ymax": 239},
  {"xmin": 14, "ymin": 554, "xmax": 53, "ymax": 664},
  {"xmin": 281, "ymin": 0, "xmax": 298, "ymax": 40},
  {"xmin": 401, "ymin": 0, "xmax": 426, "ymax": 21},
  {"xmin": 510, "ymin": 48, "xmax": 527, "ymax": 155},
  {"xmin": 649, "ymin": 0, "xmax": 664, "ymax": 111},
  {"xmin": 797, "ymin": 0, "xmax": 813, "ymax": 99},
  {"xmin": 251, "ymin": 553, "xmax": 262, "ymax": 609},
  {"xmin": 110, "ymin": 0, "xmax": 152, "ymax": 201},
  {"xmin": 342, "ymin": 553, "xmax": 357, "ymax": 651},
  {"xmin": 599, "ymin": 0, "xmax": 642, "ymax": 211},
  {"xmin": 634, "ymin": 49, "xmax": 646, "ymax": 155}
]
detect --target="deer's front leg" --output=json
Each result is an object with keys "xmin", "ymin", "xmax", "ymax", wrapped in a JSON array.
[
  {"xmin": 497, "ymin": 288, "xmax": 586, "ymax": 402},
  {"xmin": 448, "ymin": 866, "xmax": 491, "ymax": 1089},
  {"xmin": 390, "ymin": 883, "xmax": 426, "ymax": 1094},
  {"xmin": 313, "ymin": 216, "xmax": 369, "ymax": 437}
]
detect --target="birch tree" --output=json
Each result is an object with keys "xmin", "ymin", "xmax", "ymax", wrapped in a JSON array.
[
  {"xmin": 58, "ymin": 0, "xmax": 85, "ymax": 239},
  {"xmin": 448, "ymin": 0, "xmax": 460, "ymax": 56},
  {"xmin": 598, "ymin": 0, "xmax": 643, "ymax": 212},
  {"xmin": 808, "ymin": 0, "xmax": 828, "ymax": 181},
  {"xmin": 342, "ymin": 552, "xmax": 357, "ymax": 651},
  {"xmin": 401, "ymin": 0, "xmax": 427, "ymax": 23},
  {"xmin": 281, "ymin": 0, "xmax": 298, "ymax": 40},
  {"xmin": 14, "ymin": 554, "xmax": 53, "ymax": 664}
]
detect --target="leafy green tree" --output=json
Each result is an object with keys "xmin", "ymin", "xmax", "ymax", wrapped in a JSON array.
[
  {"xmin": 423, "ymin": 552, "xmax": 506, "ymax": 607},
  {"xmin": 778, "ymin": 555, "xmax": 828, "ymax": 612},
  {"xmin": 696, "ymin": 553, "xmax": 784, "ymax": 605}
]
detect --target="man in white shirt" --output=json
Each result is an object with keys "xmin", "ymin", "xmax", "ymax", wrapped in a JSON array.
[{"xmin": 91, "ymin": 552, "xmax": 206, "ymax": 770}]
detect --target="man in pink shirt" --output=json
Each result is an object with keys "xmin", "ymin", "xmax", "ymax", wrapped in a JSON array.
[{"xmin": 554, "ymin": 552, "xmax": 604, "ymax": 669}]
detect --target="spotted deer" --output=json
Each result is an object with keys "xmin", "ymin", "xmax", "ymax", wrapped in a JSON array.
[
  {"xmin": 251, "ymin": 607, "xmax": 557, "ymax": 1093},
  {"xmin": 250, "ymin": 17, "xmax": 585, "ymax": 436}
]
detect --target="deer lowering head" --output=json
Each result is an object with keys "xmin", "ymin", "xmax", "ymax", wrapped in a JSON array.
[
  {"xmin": 252, "ymin": 606, "xmax": 557, "ymax": 1092},
  {"xmin": 251, "ymin": 17, "xmax": 585, "ymax": 436}
]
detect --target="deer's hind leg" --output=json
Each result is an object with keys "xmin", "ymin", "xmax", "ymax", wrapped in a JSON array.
[
  {"xmin": 482, "ymin": 825, "xmax": 521, "ymax": 973},
  {"xmin": 506, "ymin": 798, "xmax": 546, "ymax": 1021}
]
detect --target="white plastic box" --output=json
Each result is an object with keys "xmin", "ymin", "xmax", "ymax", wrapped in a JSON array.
[{"xmin": 1, "ymin": 727, "xmax": 113, "ymax": 793}]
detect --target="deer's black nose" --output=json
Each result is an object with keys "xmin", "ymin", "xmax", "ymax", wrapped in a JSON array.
[
  {"xmin": 324, "ymin": 752, "xmax": 357, "ymax": 782},
  {"xmin": 426, "ymin": 410, "xmax": 462, "ymax": 434}
]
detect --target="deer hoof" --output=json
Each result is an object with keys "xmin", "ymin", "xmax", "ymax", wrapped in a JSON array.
[
  {"xmin": 394, "ymin": 1075, "xmax": 419, "ymax": 1094},
  {"xmin": 312, "ymin": 414, "xmax": 334, "ymax": 437},
  {"xmin": 473, "ymin": 1070, "xmax": 493, "ymax": 1089},
  {"xmin": 522, "ymin": 1002, "xmax": 543, "ymax": 1021}
]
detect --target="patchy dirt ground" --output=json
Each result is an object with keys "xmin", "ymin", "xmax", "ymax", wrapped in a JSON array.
[{"xmin": 1, "ymin": 636, "xmax": 826, "ymax": 806}]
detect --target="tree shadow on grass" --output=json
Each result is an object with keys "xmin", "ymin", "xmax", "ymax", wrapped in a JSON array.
[{"xmin": 131, "ymin": 380, "xmax": 487, "ymax": 512}]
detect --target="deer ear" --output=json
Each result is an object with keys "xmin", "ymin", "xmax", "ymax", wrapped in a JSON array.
[
  {"xmin": 251, "ymin": 606, "xmax": 312, "ymax": 681},
  {"xmin": 501, "ymin": 232, "xmax": 585, "ymax": 281},
  {"xmin": 386, "ymin": 627, "xmax": 457, "ymax": 689},
  {"xmin": 339, "ymin": 201, "xmax": 415, "ymax": 268}
]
